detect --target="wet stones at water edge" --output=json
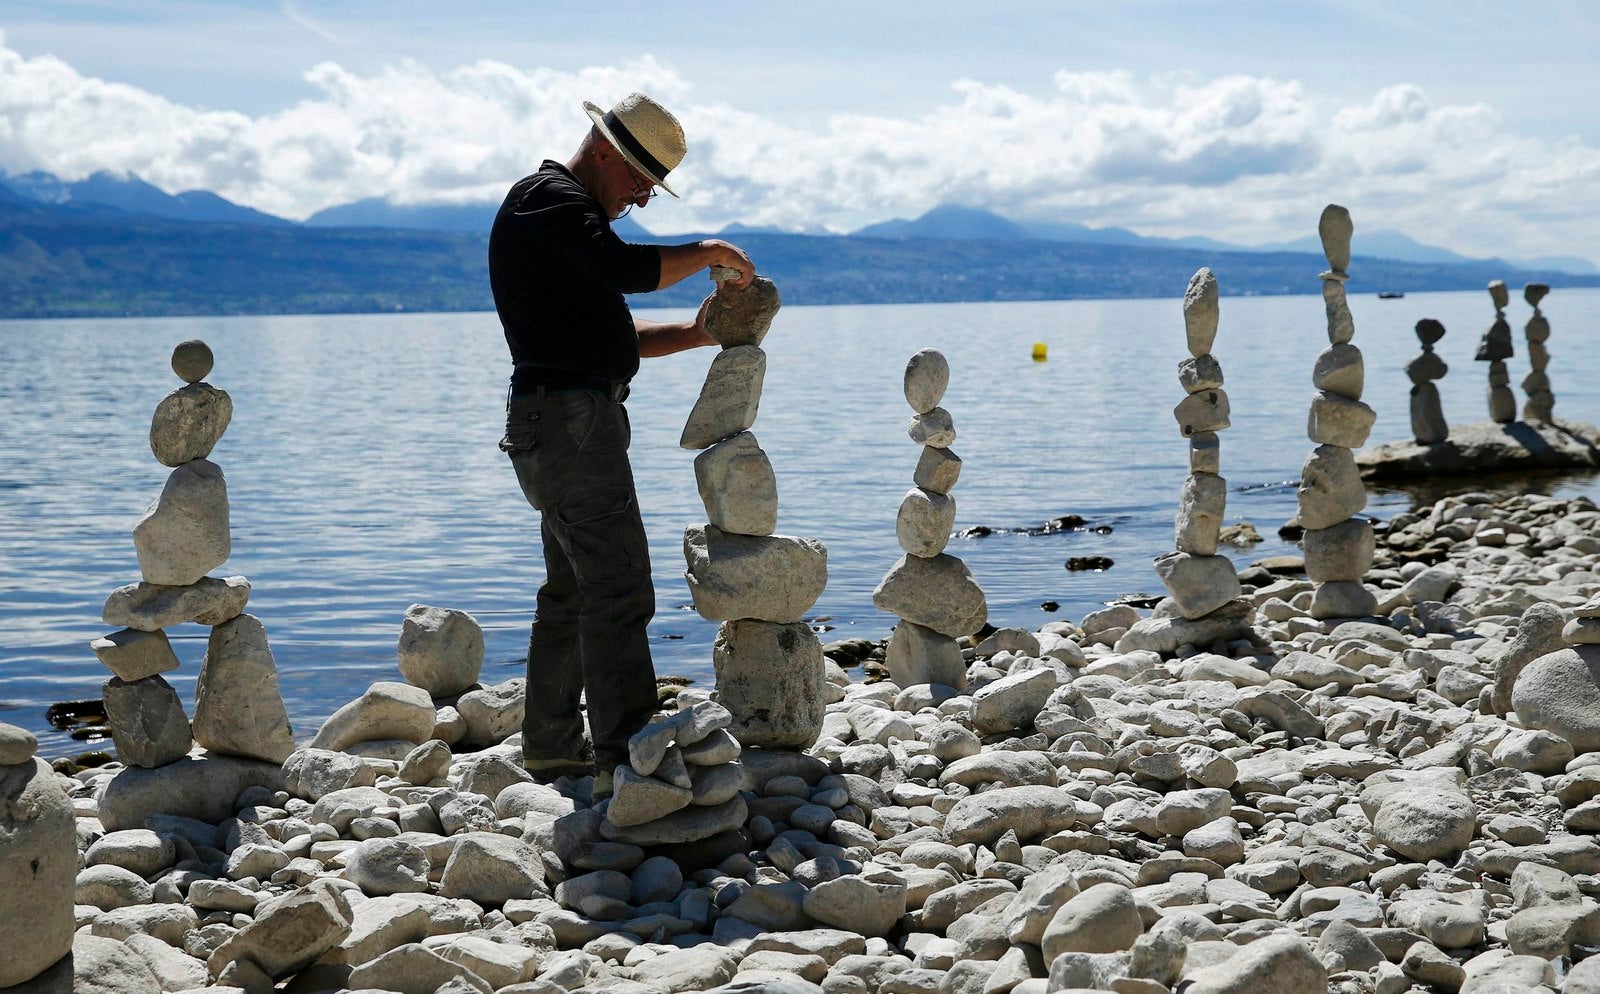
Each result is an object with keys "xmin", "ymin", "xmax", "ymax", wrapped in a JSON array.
[
  {"xmin": 681, "ymin": 275, "xmax": 830, "ymax": 750},
  {"xmin": 874, "ymin": 348, "xmax": 988, "ymax": 690}
]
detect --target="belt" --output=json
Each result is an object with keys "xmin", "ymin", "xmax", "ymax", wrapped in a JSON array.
[{"xmin": 513, "ymin": 367, "xmax": 630, "ymax": 403}]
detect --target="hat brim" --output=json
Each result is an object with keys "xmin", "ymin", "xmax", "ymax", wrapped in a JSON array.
[{"xmin": 583, "ymin": 101, "xmax": 679, "ymax": 198}]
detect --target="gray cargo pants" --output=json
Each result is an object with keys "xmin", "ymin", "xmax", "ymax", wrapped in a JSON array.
[{"xmin": 502, "ymin": 387, "xmax": 659, "ymax": 772}]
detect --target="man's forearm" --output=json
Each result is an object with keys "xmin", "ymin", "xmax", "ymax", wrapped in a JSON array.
[
  {"xmin": 656, "ymin": 239, "xmax": 752, "ymax": 290},
  {"xmin": 636, "ymin": 317, "xmax": 713, "ymax": 358}
]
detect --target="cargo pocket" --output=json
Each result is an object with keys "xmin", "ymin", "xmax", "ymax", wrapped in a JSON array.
[
  {"xmin": 556, "ymin": 489, "xmax": 650, "ymax": 581},
  {"xmin": 499, "ymin": 397, "xmax": 543, "ymax": 453}
]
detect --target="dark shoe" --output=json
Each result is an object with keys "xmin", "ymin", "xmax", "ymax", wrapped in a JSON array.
[{"xmin": 523, "ymin": 757, "xmax": 592, "ymax": 784}]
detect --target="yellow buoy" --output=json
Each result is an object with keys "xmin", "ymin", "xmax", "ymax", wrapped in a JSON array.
[{"xmin": 1032, "ymin": 342, "xmax": 1048, "ymax": 361}]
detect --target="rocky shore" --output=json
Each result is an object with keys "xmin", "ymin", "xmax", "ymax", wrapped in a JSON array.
[{"xmin": 5, "ymin": 485, "xmax": 1600, "ymax": 994}]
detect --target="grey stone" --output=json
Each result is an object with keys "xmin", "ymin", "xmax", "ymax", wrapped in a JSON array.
[
  {"xmin": 1307, "ymin": 390, "xmax": 1376, "ymax": 449},
  {"xmin": 704, "ymin": 276, "xmax": 780, "ymax": 348},
  {"xmin": 1297, "ymin": 444, "xmax": 1365, "ymax": 531},
  {"xmin": 149, "ymin": 382, "xmax": 232, "ymax": 467},
  {"xmin": 1182, "ymin": 933, "xmax": 1324, "ymax": 994},
  {"xmin": 75, "ymin": 864, "xmax": 153, "ymax": 911},
  {"xmin": 208, "ymin": 885, "xmax": 353, "ymax": 979},
  {"xmin": 1175, "ymin": 472, "xmax": 1225, "ymax": 557},
  {"xmin": 1488, "ymin": 279, "xmax": 1510, "ymax": 310},
  {"xmin": 124, "ymin": 931, "xmax": 208, "ymax": 990},
  {"xmin": 98, "ymin": 754, "xmax": 282, "ymax": 831},
  {"xmin": 695, "ymin": 432, "xmax": 778, "ymax": 537},
  {"xmin": 1184, "ymin": 268, "xmax": 1219, "ymax": 358},
  {"xmin": 1489, "ymin": 381, "xmax": 1517, "ymax": 423},
  {"xmin": 1493, "ymin": 602, "xmax": 1569, "ymax": 715},
  {"xmin": 1372, "ymin": 787, "xmax": 1476, "ymax": 860},
  {"xmin": 193, "ymin": 614, "xmax": 294, "ymax": 763},
  {"xmin": 802, "ymin": 871, "xmax": 907, "ymax": 937},
  {"xmin": 1310, "ymin": 580, "xmax": 1377, "ymax": 620},
  {"xmin": 283, "ymin": 747, "xmax": 376, "ymax": 799},
  {"xmin": 971, "ymin": 668, "xmax": 1057, "ymax": 734},
  {"xmin": 1153, "ymin": 552, "xmax": 1240, "ymax": 620},
  {"xmin": 346, "ymin": 838, "xmax": 431, "ymax": 896},
  {"xmin": 1312, "ymin": 343, "xmax": 1364, "ymax": 399},
  {"xmin": 1189, "ymin": 432, "xmax": 1219, "ymax": 474},
  {"xmin": 907, "ymin": 407, "xmax": 956, "ymax": 447},
  {"xmin": 681, "ymin": 345, "xmax": 765, "ymax": 449},
  {"xmin": 311, "ymin": 681, "xmax": 436, "ymax": 752},
  {"xmin": 1512, "ymin": 644, "xmax": 1600, "ymax": 751},
  {"xmin": 628, "ymin": 700, "xmax": 735, "ymax": 775},
  {"xmin": 1406, "ymin": 349, "xmax": 1448, "ymax": 385},
  {"xmin": 67, "ymin": 934, "xmax": 160, "ymax": 994},
  {"xmin": 103, "ymin": 575, "xmax": 250, "ymax": 632},
  {"xmin": 1174, "ymin": 389, "xmax": 1230, "ymax": 437},
  {"xmin": 896, "ymin": 487, "xmax": 956, "ymax": 557},
  {"xmin": 85, "ymin": 829, "xmax": 175, "ymax": 877},
  {"xmin": 599, "ymin": 796, "xmax": 747, "ymax": 846},
  {"xmin": 1115, "ymin": 599, "xmax": 1254, "ymax": 654},
  {"xmin": 944, "ymin": 785, "xmax": 1082, "ymax": 846},
  {"xmin": 872, "ymin": 553, "xmax": 987, "ymax": 637},
  {"xmin": 103, "ymin": 674, "xmax": 192, "ymax": 767},
  {"xmin": 171, "ymin": 339, "xmax": 214, "ymax": 383},
  {"xmin": 1302, "ymin": 517, "xmax": 1373, "ymax": 582},
  {"xmin": 438, "ymin": 832, "xmax": 546, "ymax": 905},
  {"xmin": 1410, "ymin": 382, "xmax": 1449, "ymax": 444},
  {"xmin": 0, "ymin": 759, "xmax": 76, "ymax": 987},
  {"xmin": 347, "ymin": 944, "xmax": 493, "ymax": 994},
  {"xmin": 1324, "ymin": 279, "xmax": 1355, "ymax": 344},
  {"xmin": 1041, "ymin": 883, "xmax": 1142, "ymax": 960},
  {"xmin": 903, "ymin": 348, "xmax": 949, "ymax": 414},
  {"xmin": 684, "ymin": 525, "xmax": 828, "ymax": 624},
  {"xmin": 90, "ymin": 627, "xmax": 180, "ymax": 683},
  {"xmin": 454, "ymin": 678, "xmax": 525, "ymax": 746},
  {"xmin": 1319, "ymin": 205, "xmax": 1353, "ymax": 272},
  {"xmin": 681, "ymin": 727, "xmax": 740, "ymax": 766},
  {"xmin": 913, "ymin": 445, "xmax": 962, "ymax": 495},
  {"xmin": 133, "ymin": 459, "xmax": 230, "ymax": 586},
  {"xmin": 1179, "ymin": 353, "xmax": 1223, "ymax": 394},
  {"xmin": 606, "ymin": 767, "xmax": 693, "ymax": 826},
  {"xmin": 885, "ymin": 620, "xmax": 966, "ymax": 690},
  {"xmin": 398, "ymin": 604, "xmax": 484, "ymax": 697},
  {"xmin": 714, "ymin": 620, "xmax": 825, "ymax": 749}
]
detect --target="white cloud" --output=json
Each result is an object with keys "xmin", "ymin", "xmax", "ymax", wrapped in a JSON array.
[{"xmin": 0, "ymin": 30, "xmax": 1597, "ymax": 263}]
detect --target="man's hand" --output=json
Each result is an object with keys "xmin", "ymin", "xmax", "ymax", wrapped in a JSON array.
[
  {"xmin": 705, "ymin": 240, "xmax": 755, "ymax": 287},
  {"xmin": 656, "ymin": 239, "xmax": 757, "ymax": 290}
]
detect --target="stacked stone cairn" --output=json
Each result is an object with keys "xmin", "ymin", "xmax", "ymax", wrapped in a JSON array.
[
  {"xmin": 95, "ymin": 340, "xmax": 295, "ymax": 775},
  {"xmin": 0, "ymin": 722, "xmax": 76, "ymax": 987},
  {"xmin": 1407, "ymin": 318, "xmax": 1450, "ymax": 444},
  {"xmin": 680, "ymin": 271, "xmax": 829, "ymax": 751},
  {"xmin": 1298, "ymin": 206, "xmax": 1380, "ymax": 621},
  {"xmin": 1150, "ymin": 267, "xmax": 1246, "ymax": 632},
  {"xmin": 1522, "ymin": 282, "xmax": 1555, "ymax": 422},
  {"xmin": 873, "ymin": 349, "xmax": 988, "ymax": 689},
  {"xmin": 1476, "ymin": 280, "xmax": 1517, "ymax": 423}
]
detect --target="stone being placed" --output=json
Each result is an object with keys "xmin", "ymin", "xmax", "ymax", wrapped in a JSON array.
[
  {"xmin": 1477, "ymin": 280, "xmax": 1517, "ymax": 424},
  {"xmin": 1297, "ymin": 206, "xmax": 1376, "ymax": 620},
  {"xmin": 1153, "ymin": 268, "xmax": 1241, "ymax": 622},
  {"xmin": 873, "ymin": 348, "xmax": 987, "ymax": 688},
  {"xmin": 192, "ymin": 613, "xmax": 295, "ymax": 764},
  {"xmin": 132, "ymin": 458, "xmax": 230, "ymax": 585},
  {"xmin": 0, "ymin": 740, "xmax": 77, "ymax": 988},
  {"xmin": 397, "ymin": 603, "xmax": 484, "ymax": 697},
  {"xmin": 1407, "ymin": 318, "xmax": 1450, "ymax": 444},
  {"xmin": 1522, "ymin": 283, "xmax": 1554, "ymax": 422},
  {"xmin": 683, "ymin": 275, "xmax": 830, "ymax": 752}
]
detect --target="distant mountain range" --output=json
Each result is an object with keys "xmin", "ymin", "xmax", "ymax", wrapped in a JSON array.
[{"xmin": 2, "ymin": 169, "xmax": 1596, "ymax": 319}]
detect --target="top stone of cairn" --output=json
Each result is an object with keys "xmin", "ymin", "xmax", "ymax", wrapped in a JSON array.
[
  {"xmin": 1183, "ymin": 268, "xmax": 1219, "ymax": 358},
  {"xmin": 1525, "ymin": 283, "xmax": 1550, "ymax": 308},
  {"xmin": 1414, "ymin": 319, "xmax": 1446, "ymax": 347},
  {"xmin": 171, "ymin": 340, "xmax": 215, "ymax": 383},
  {"xmin": 903, "ymin": 348, "xmax": 950, "ymax": 414},
  {"xmin": 1487, "ymin": 280, "xmax": 1509, "ymax": 311},
  {"xmin": 1318, "ymin": 204, "xmax": 1353, "ymax": 274},
  {"xmin": 703, "ymin": 275, "xmax": 781, "ymax": 349}
]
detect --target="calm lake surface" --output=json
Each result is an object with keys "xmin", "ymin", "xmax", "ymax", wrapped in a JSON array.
[{"xmin": 5, "ymin": 288, "xmax": 1600, "ymax": 757}]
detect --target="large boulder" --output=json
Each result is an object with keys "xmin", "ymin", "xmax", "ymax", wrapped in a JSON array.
[
  {"xmin": 192, "ymin": 614, "xmax": 295, "ymax": 763},
  {"xmin": 684, "ymin": 525, "xmax": 827, "ymax": 624},
  {"xmin": 98, "ymin": 755, "xmax": 284, "ymax": 832},
  {"xmin": 397, "ymin": 604, "xmax": 484, "ymax": 698},
  {"xmin": 713, "ymin": 620, "xmax": 825, "ymax": 749},
  {"xmin": 1512, "ymin": 645, "xmax": 1600, "ymax": 751},
  {"xmin": 681, "ymin": 345, "xmax": 766, "ymax": 449},
  {"xmin": 872, "ymin": 553, "xmax": 987, "ymax": 637},
  {"xmin": 0, "ymin": 758, "xmax": 77, "ymax": 987}
]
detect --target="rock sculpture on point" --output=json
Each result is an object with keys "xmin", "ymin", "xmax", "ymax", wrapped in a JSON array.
[
  {"xmin": 1476, "ymin": 280, "xmax": 1516, "ymax": 424},
  {"xmin": 1298, "ymin": 206, "xmax": 1378, "ymax": 620},
  {"xmin": 1407, "ymin": 318, "xmax": 1449, "ymax": 445},
  {"xmin": 1522, "ymin": 283, "xmax": 1555, "ymax": 422}
]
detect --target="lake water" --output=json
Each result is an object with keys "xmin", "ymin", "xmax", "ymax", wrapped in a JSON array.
[{"xmin": 5, "ymin": 288, "xmax": 1600, "ymax": 758}]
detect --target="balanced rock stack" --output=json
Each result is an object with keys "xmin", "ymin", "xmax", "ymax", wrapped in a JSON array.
[
  {"xmin": 0, "ymin": 723, "xmax": 76, "ymax": 988},
  {"xmin": 1522, "ymin": 282, "xmax": 1555, "ymax": 422},
  {"xmin": 681, "ymin": 273, "xmax": 829, "ymax": 750},
  {"xmin": 873, "ymin": 349, "xmax": 987, "ymax": 689},
  {"xmin": 593, "ymin": 700, "xmax": 748, "ymax": 853},
  {"xmin": 94, "ymin": 341, "xmax": 295, "ymax": 799},
  {"xmin": 1407, "ymin": 318, "xmax": 1450, "ymax": 444},
  {"xmin": 1476, "ymin": 280, "xmax": 1517, "ymax": 423},
  {"xmin": 1297, "ymin": 207, "xmax": 1379, "ymax": 621},
  {"xmin": 1508, "ymin": 593, "xmax": 1600, "ymax": 758},
  {"xmin": 1151, "ymin": 268, "xmax": 1242, "ymax": 627}
]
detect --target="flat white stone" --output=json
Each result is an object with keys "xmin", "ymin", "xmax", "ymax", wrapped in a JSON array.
[
  {"xmin": 896, "ymin": 487, "xmax": 956, "ymax": 557},
  {"xmin": 103, "ymin": 575, "xmax": 251, "ymax": 632},
  {"xmin": 680, "ymin": 346, "xmax": 765, "ymax": 449},
  {"xmin": 904, "ymin": 349, "xmax": 950, "ymax": 414},
  {"xmin": 694, "ymin": 431, "xmax": 778, "ymax": 537},
  {"xmin": 1297, "ymin": 444, "xmax": 1366, "ymax": 530}
]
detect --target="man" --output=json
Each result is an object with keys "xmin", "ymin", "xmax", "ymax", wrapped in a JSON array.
[{"xmin": 488, "ymin": 92, "xmax": 754, "ymax": 797}]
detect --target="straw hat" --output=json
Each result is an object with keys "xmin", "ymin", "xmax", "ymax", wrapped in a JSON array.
[{"xmin": 583, "ymin": 92, "xmax": 686, "ymax": 198}]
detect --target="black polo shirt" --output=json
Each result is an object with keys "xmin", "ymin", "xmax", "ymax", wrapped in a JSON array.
[{"xmin": 488, "ymin": 161, "xmax": 662, "ymax": 391}]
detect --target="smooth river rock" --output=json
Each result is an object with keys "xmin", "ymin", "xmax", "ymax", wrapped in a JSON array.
[
  {"xmin": 694, "ymin": 431, "xmax": 778, "ymax": 537},
  {"xmin": 1512, "ymin": 645, "xmax": 1600, "ymax": 751},
  {"xmin": 713, "ymin": 619, "xmax": 826, "ymax": 749},
  {"xmin": 103, "ymin": 675, "xmax": 193, "ymax": 768},
  {"xmin": 193, "ymin": 613, "xmax": 295, "ymax": 763},
  {"xmin": 872, "ymin": 553, "xmax": 987, "ymax": 638},
  {"xmin": 397, "ymin": 604, "xmax": 484, "ymax": 697},
  {"xmin": 683, "ymin": 525, "xmax": 828, "ymax": 624},
  {"xmin": 132, "ymin": 459, "xmax": 230, "ymax": 586},
  {"xmin": 681, "ymin": 345, "xmax": 765, "ymax": 449},
  {"xmin": 149, "ymin": 381, "xmax": 232, "ymax": 467}
]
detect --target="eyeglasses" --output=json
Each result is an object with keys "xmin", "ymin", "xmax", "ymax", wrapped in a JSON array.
[{"xmin": 616, "ymin": 161, "xmax": 658, "ymax": 219}]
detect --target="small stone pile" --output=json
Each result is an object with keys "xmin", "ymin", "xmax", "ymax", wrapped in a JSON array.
[
  {"xmin": 592, "ymin": 700, "xmax": 749, "ymax": 854},
  {"xmin": 1407, "ymin": 318, "xmax": 1450, "ymax": 444},
  {"xmin": 680, "ymin": 273, "xmax": 830, "ymax": 750},
  {"xmin": 1522, "ymin": 282, "xmax": 1555, "ymax": 422},
  {"xmin": 1151, "ymin": 267, "xmax": 1246, "ymax": 641},
  {"xmin": 1297, "ymin": 206, "xmax": 1379, "ymax": 621},
  {"xmin": 96, "ymin": 340, "xmax": 295, "ymax": 771},
  {"xmin": 873, "ymin": 348, "xmax": 988, "ymax": 689},
  {"xmin": 1476, "ymin": 280, "xmax": 1517, "ymax": 423}
]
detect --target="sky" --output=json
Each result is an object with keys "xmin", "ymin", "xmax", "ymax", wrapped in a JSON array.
[{"xmin": 2, "ymin": 1, "xmax": 1599, "ymax": 263}]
